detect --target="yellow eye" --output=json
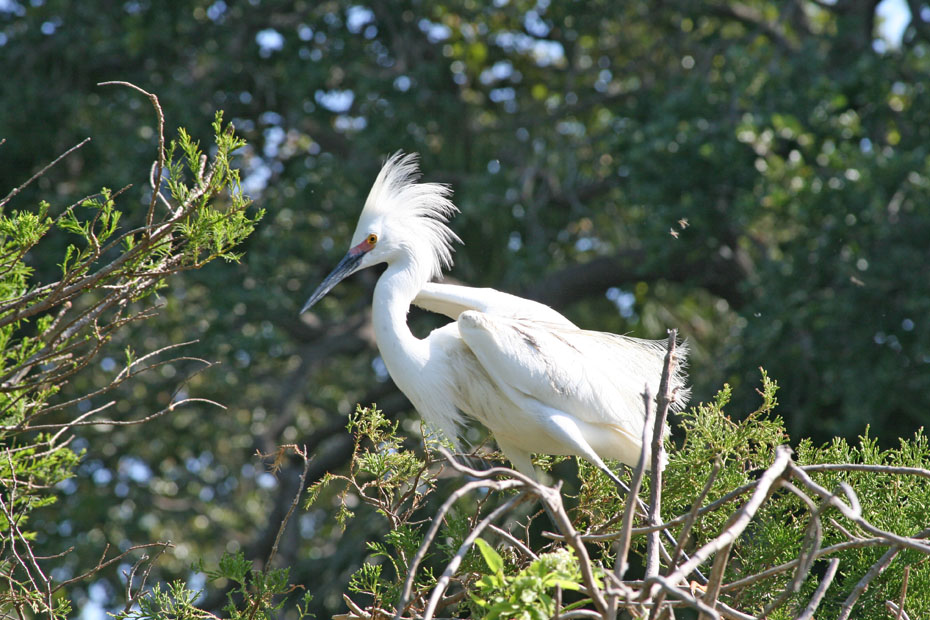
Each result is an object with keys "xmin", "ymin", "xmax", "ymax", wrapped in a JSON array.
[{"xmin": 366, "ymin": 233, "xmax": 378, "ymax": 245}]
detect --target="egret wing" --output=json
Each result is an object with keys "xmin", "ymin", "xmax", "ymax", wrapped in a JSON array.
[
  {"xmin": 456, "ymin": 311, "xmax": 687, "ymax": 433},
  {"xmin": 414, "ymin": 281, "xmax": 576, "ymax": 327}
]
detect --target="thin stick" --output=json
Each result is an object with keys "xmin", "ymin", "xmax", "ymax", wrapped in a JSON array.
[
  {"xmin": 97, "ymin": 81, "xmax": 165, "ymax": 229},
  {"xmin": 837, "ymin": 546, "xmax": 900, "ymax": 620},
  {"xmin": 760, "ymin": 481, "xmax": 824, "ymax": 616},
  {"xmin": 649, "ymin": 574, "xmax": 720, "ymax": 619},
  {"xmin": 0, "ymin": 138, "xmax": 91, "ymax": 210},
  {"xmin": 699, "ymin": 541, "xmax": 733, "ymax": 619},
  {"xmin": 394, "ymin": 477, "xmax": 523, "ymax": 619},
  {"xmin": 670, "ymin": 458, "xmax": 722, "ymax": 569},
  {"xmin": 645, "ymin": 445, "xmax": 792, "ymax": 600},
  {"xmin": 264, "ymin": 445, "xmax": 312, "ymax": 568},
  {"xmin": 565, "ymin": 481, "xmax": 760, "ymax": 542},
  {"xmin": 795, "ymin": 558, "xmax": 839, "ymax": 620},
  {"xmin": 800, "ymin": 463, "xmax": 930, "ymax": 480},
  {"xmin": 440, "ymin": 451, "xmax": 610, "ymax": 615},
  {"xmin": 614, "ymin": 386, "xmax": 655, "ymax": 580},
  {"xmin": 885, "ymin": 600, "xmax": 912, "ymax": 620},
  {"xmin": 607, "ymin": 383, "xmax": 655, "ymax": 618},
  {"xmin": 645, "ymin": 329, "xmax": 678, "ymax": 578},
  {"xmin": 789, "ymin": 464, "xmax": 930, "ymax": 555},
  {"xmin": 422, "ymin": 493, "xmax": 527, "ymax": 620},
  {"xmin": 487, "ymin": 523, "xmax": 538, "ymax": 561},
  {"xmin": 896, "ymin": 566, "xmax": 910, "ymax": 620},
  {"xmin": 720, "ymin": 537, "xmax": 902, "ymax": 592},
  {"xmin": 53, "ymin": 542, "xmax": 174, "ymax": 591}
]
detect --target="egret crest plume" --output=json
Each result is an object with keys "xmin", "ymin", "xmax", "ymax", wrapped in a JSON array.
[{"xmin": 358, "ymin": 151, "xmax": 461, "ymax": 281}]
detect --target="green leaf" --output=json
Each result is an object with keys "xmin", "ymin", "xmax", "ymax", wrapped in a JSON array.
[{"xmin": 474, "ymin": 537, "xmax": 504, "ymax": 575}]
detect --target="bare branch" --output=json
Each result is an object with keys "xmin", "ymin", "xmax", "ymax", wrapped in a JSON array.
[
  {"xmin": 645, "ymin": 329, "xmax": 678, "ymax": 578},
  {"xmin": 789, "ymin": 464, "xmax": 930, "ymax": 555},
  {"xmin": 487, "ymin": 524, "xmax": 538, "ymax": 561},
  {"xmin": 795, "ymin": 558, "xmax": 839, "ymax": 620},
  {"xmin": 264, "ymin": 445, "xmax": 312, "ymax": 569},
  {"xmin": 646, "ymin": 445, "xmax": 793, "ymax": 600},
  {"xmin": 0, "ymin": 138, "xmax": 91, "ymax": 210},
  {"xmin": 394, "ymin": 476, "xmax": 524, "ymax": 619},
  {"xmin": 422, "ymin": 493, "xmax": 528, "ymax": 620},
  {"xmin": 800, "ymin": 463, "xmax": 930, "ymax": 480},
  {"xmin": 611, "ymin": 384, "xmax": 654, "ymax": 586},
  {"xmin": 98, "ymin": 81, "xmax": 166, "ymax": 229},
  {"xmin": 838, "ymin": 546, "xmax": 901, "ymax": 620}
]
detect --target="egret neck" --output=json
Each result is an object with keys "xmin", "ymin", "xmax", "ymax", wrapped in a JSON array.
[{"xmin": 371, "ymin": 257, "xmax": 431, "ymax": 380}]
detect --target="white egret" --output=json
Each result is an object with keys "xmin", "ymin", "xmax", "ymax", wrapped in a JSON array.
[{"xmin": 301, "ymin": 152, "xmax": 689, "ymax": 488}]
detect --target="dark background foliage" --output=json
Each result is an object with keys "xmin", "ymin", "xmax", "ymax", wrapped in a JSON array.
[{"xmin": 2, "ymin": 0, "xmax": 929, "ymax": 616}]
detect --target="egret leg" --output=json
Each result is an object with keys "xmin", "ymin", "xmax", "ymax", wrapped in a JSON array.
[{"xmin": 536, "ymin": 409, "xmax": 706, "ymax": 582}]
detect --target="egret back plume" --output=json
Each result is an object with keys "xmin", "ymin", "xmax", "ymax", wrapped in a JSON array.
[{"xmin": 361, "ymin": 152, "xmax": 461, "ymax": 280}]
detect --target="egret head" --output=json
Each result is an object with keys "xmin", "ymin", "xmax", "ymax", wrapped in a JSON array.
[{"xmin": 300, "ymin": 152, "xmax": 461, "ymax": 314}]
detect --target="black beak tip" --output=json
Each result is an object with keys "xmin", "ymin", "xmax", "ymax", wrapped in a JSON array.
[
  {"xmin": 299, "ymin": 247, "xmax": 365, "ymax": 316},
  {"xmin": 299, "ymin": 298, "xmax": 316, "ymax": 315}
]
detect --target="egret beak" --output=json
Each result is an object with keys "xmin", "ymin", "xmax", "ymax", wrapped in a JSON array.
[{"xmin": 300, "ymin": 241, "xmax": 371, "ymax": 314}]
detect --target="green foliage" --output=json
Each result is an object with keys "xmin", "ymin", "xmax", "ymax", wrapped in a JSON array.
[
  {"xmin": 168, "ymin": 112, "xmax": 263, "ymax": 265},
  {"xmin": 116, "ymin": 554, "xmax": 313, "ymax": 620},
  {"xmin": 0, "ymin": 94, "xmax": 261, "ymax": 617},
  {"xmin": 659, "ymin": 373, "xmax": 930, "ymax": 618},
  {"xmin": 115, "ymin": 582, "xmax": 203, "ymax": 620},
  {"xmin": 307, "ymin": 405, "xmax": 444, "ymax": 609},
  {"xmin": 664, "ymin": 371, "xmax": 789, "ymax": 541},
  {"xmin": 792, "ymin": 430, "xmax": 930, "ymax": 615},
  {"xmin": 471, "ymin": 541, "xmax": 592, "ymax": 620},
  {"xmin": 318, "ymin": 380, "xmax": 930, "ymax": 620},
  {"xmin": 207, "ymin": 551, "xmax": 296, "ymax": 620}
]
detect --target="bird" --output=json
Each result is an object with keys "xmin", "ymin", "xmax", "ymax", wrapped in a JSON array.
[{"xmin": 300, "ymin": 152, "xmax": 689, "ymax": 488}]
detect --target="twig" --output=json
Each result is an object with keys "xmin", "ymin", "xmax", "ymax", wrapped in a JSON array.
[
  {"xmin": 487, "ymin": 524, "xmax": 538, "ymax": 561},
  {"xmin": 98, "ymin": 81, "xmax": 165, "ymax": 229},
  {"xmin": 4, "ymin": 397, "xmax": 225, "ymax": 432},
  {"xmin": 759, "ymin": 481, "xmax": 824, "ymax": 616},
  {"xmin": 716, "ymin": 601, "xmax": 756, "ymax": 620},
  {"xmin": 670, "ymin": 458, "xmax": 722, "ymax": 569},
  {"xmin": 699, "ymin": 540, "xmax": 733, "ymax": 620},
  {"xmin": 612, "ymin": 384, "xmax": 654, "ymax": 585},
  {"xmin": 440, "ymin": 451, "xmax": 609, "ymax": 616},
  {"xmin": 720, "ymin": 537, "xmax": 905, "ymax": 592},
  {"xmin": 53, "ymin": 542, "xmax": 175, "ymax": 591},
  {"xmin": 800, "ymin": 463, "xmax": 930, "ymax": 480},
  {"xmin": 837, "ymin": 546, "xmax": 901, "ymax": 620},
  {"xmin": 0, "ymin": 138, "xmax": 91, "ymax": 210},
  {"xmin": 131, "ymin": 542, "xmax": 170, "ymax": 611},
  {"xmin": 558, "ymin": 611, "xmax": 603, "ymax": 619},
  {"xmin": 789, "ymin": 464, "xmax": 930, "ymax": 554},
  {"xmin": 886, "ymin": 600, "xmax": 912, "ymax": 620},
  {"xmin": 565, "ymin": 480, "xmax": 759, "ymax": 542},
  {"xmin": 649, "ymin": 574, "xmax": 720, "ymax": 619},
  {"xmin": 609, "ymin": 383, "xmax": 652, "ymax": 619},
  {"xmin": 896, "ymin": 566, "xmax": 910, "ymax": 620},
  {"xmin": 645, "ymin": 445, "xmax": 792, "ymax": 600},
  {"xmin": 537, "ymin": 480, "xmax": 610, "ymax": 616},
  {"xmin": 422, "ymin": 493, "xmax": 528, "ymax": 620},
  {"xmin": 795, "ymin": 558, "xmax": 839, "ymax": 620},
  {"xmin": 264, "ymin": 445, "xmax": 312, "ymax": 569},
  {"xmin": 394, "ymin": 477, "xmax": 523, "ymax": 619},
  {"xmin": 645, "ymin": 329, "xmax": 678, "ymax": 578}
]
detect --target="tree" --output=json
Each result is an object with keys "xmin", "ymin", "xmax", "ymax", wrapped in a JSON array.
[{"xmin": 0, "ymin": 83, "xmax": 262, "ymax": 617}]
